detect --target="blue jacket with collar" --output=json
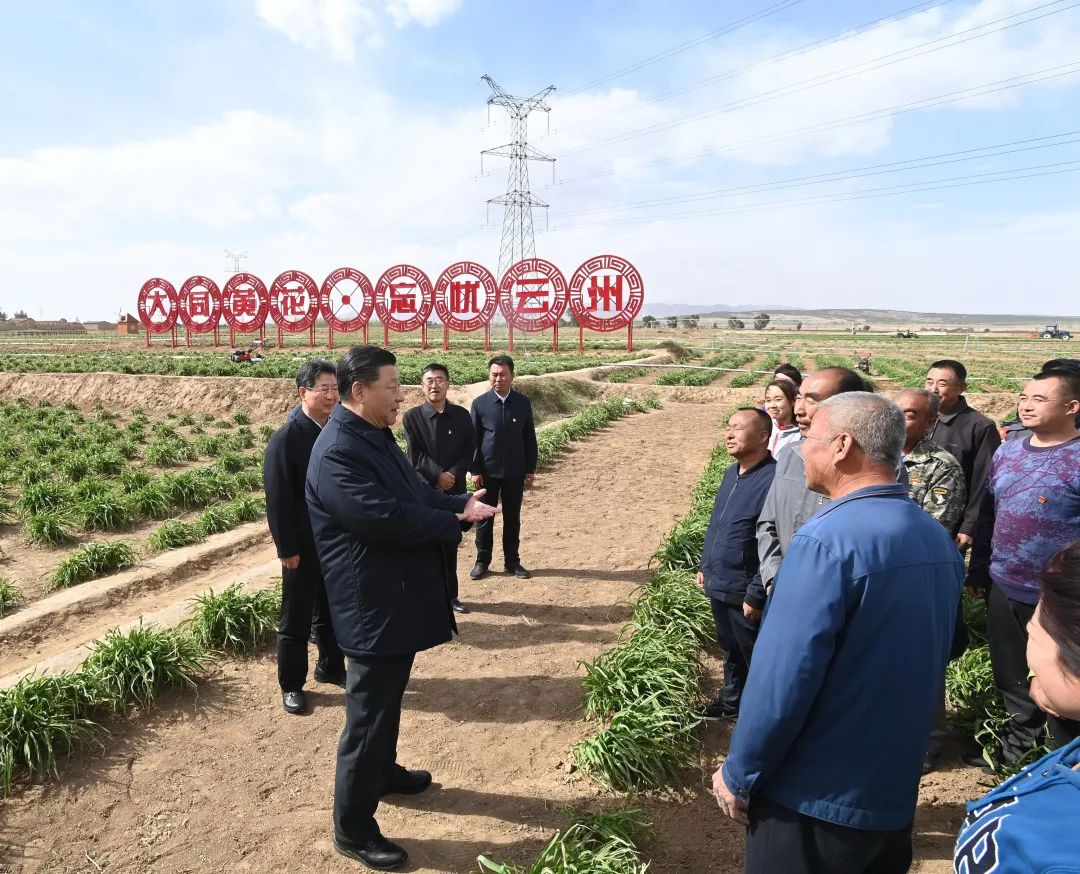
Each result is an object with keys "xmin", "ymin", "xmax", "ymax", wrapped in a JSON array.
[
  {"xmin": 700, "ymin": 456, "xmax": 776, "ymax": 609},
  {"xmin": 954, "ymin": 737, "xmax": 1080, "ymax": 873},
  {"xmin": 305, "ymin": 404, "xmax": 469, "ymax": 658},
  {"xmin": 722, "ymin": 484, "xmax": 963, "ymax": 831}
]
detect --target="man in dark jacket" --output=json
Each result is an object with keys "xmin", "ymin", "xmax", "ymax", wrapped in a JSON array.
[
  {"xmin": 695, "ymin": 407, "xmax": 776, "ymax": 721},
  {"xmin": 470, "ymin": 354, "xmax": 538, "ymax": 580},
  {"xmin": 925, "ymin": 359, "xmax": 1000, "ymax": 551},
  {"xmin": 402, "ymin": 362, "xmax": 476, "ymax": 614},
  {"xmin": 263, "ymin": 359, "xmax": 345, "ymax": 714},
  {"xmin": 306, "ymin": 345, "xmax": 498, "ymax": 871}
]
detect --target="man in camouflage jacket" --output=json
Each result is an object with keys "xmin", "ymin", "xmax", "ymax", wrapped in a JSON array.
[
  {"xmin": 897, "ymin": 388, "xmax": 966, "ymax": 773},
  {"xmin": 898, "ymin": 389, "xmax": 966, "ymax": 535}
]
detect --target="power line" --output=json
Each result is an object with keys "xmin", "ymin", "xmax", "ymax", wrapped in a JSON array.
[
  {"xmin": 553, "ymin": 0, "xmax": 959, "ymax": 133},
  {"xmin": 554, "ymin": 60, "xmax": 1080, "ymax": 185},
  {"xmin": 561, "ymin": 0, "xmax": 805, "ymax": 97},
  {"xmin": 558, "ymin": 0, "xmax": 1080, "ymax": 156},
  {"xmin": 555, "ymin": 129, "xmax": 1080, "ymax": 218},
  {"xmin": 550, "ymin": 160, "xmax": 1080, "ymax": 230}
]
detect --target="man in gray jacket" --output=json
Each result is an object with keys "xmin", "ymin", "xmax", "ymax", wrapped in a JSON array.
[{"xmin": 751, "ymin": 368, "xmax": 871, "ymax": 610}]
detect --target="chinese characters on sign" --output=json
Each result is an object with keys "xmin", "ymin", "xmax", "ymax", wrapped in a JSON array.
[{"xmin": 139, "ymin": 257, "xmax": 643, "ymax": 346}]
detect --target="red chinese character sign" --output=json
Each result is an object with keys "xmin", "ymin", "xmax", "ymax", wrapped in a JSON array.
[
  {"xmin": 375, "ymin": 264, "xmax": 434, "ymax": 348},
  {"xmin": 568, "ymin": 255, "xmax": 645, "ymax": 352},
  {"xmin": 178, "ymin": 275, "xmax": 222, "ymax": 346},
  {"xmin": 320, "ymin": 267, "xmax": 374, "ymax": 348},
  {"xmin": 222, "ymin": 273, "xmax": 269, "ymax": 346},
  {"xmin": 138, "ymin": 278, "xmax": 179, "ymax": 347},
  {"xmin": 498, "ymin": 258, "xmax": 568, "ymax": 352},
  {"xmin": 269, "ymin": 270, "xmax": 319, "ymax": 347},
  {"xmin": 434, "ymin": 261, "xmax": 498, "ymax": 351}
]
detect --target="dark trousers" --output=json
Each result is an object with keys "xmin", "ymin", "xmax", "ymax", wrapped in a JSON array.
[
  {"xmin": 746, "ymin": 795, "xmax": 912, "ymax": 874},
  {"xmin": 988, "ymin": 585, "xmax": 1080, "ymax": 758},
  {"xmin": 475, "ymin": 475, "xmax": 525, "ymax": 569},
  {"xmin": 277, "ymin": 562, "xmax": 344, "ymax": 692},
  {"xmin": 443, "ymin": 543, "xmax": 459, "ymax": 602},
  {"xmin": 334, "ymin": 653, "xmax": 415, "ymax": 845},
  {"xmin": 709, "ymin": 597, "xmax": 758, "ymax": 713}
]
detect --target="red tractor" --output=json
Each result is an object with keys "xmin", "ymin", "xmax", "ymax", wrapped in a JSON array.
[{"xmin": 229, "ymin": 339, "xmax": 266, "ymax": 364}]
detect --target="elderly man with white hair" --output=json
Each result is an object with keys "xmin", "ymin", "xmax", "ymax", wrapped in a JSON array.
[{"xmin": 713, "ymin": 392, "xmax": 964, "ymax": 874}]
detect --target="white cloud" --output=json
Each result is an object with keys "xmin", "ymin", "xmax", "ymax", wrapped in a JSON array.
[
  {"xmin": 255, "ymin": 0, "xmax": 379, "ymax": 61},
  {"xmin": 385, "ymin": 0, "xmax": 462, "ymax": 28}
]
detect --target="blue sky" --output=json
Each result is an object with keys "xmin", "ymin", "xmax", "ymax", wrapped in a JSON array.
[{"xmin": 2, "ymin": 0, "xmax": 1079, "ymax": 320}]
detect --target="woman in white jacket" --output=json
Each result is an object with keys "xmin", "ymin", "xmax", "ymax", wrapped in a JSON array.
[{"xmin": 764, "ymin": 379, "xmax": 800, "ymax": 455}]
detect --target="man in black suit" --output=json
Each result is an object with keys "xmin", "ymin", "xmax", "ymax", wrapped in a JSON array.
[
  {"xmin": 263, "ymin": 359, "xmax": 346, "ymax": 714},
  {"xmin": 402, "ymin": 362, "xmax": 476, "ymax": 614},
  {"xmin": 470, "ymin": 354, "xmax": 538, "ymax": 580}
]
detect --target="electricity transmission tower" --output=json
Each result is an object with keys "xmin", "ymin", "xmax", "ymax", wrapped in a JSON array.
[
  {"xmin": 224, "ymin": 249, "xmax": 248, "ymax": 274},
  {"xmin": 481, "ymin": 75, "xmax": 556, "ymax": 280}
]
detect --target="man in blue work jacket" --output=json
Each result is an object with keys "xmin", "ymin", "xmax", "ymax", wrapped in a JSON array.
[
  {"xmin": 470, "ymin": 354, "xmax": 538, "ymax": 580},
  {"xmin": 696, "ymin": 407, "xmax": 776, "ymax": 721},
  {"xmin": 714, "ymin": 392, "xmax": 963, "ymax": 874}
]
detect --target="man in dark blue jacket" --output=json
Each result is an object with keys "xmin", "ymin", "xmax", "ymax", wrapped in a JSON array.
[
  {"xmin": 306, "ymin": 345, "xmax": 498, "ymax": 871},
  {"xmin": 695, "ymin": 407, "xmax": 776, "ymax": 721},
  {"xmin": 469, "ymin": 354, "xmax": 538, "ymax": 580},
  {"xmin": 263, "ymin": 359, "xmax": 345, "ymax": 714},
  {"xmin": 714, "ymin": 392, "xmax": 963, "ymax": 874}
]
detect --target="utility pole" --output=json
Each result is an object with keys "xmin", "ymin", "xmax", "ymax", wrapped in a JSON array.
[
  {"xmin": 480, "ymin": 75, "xmax": 556, "ymax": 280},
  {"xmin": 224, "ymin": 249, "xmax": 248, "ymax": 275}
]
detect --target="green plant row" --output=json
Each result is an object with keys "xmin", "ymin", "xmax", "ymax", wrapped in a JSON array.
[
  {"xmin": 571, "ymin": 442, "xmax": 732, "ymax": 793},
  {"xmin": 476, "ymin": 808, "xmax": 652, "ymax": 874},
  {"xmin": 653, "ymin": 350, "xmax": 756, "ymax": 387},
  {"xmin": 0, "ymin": 582, "xmax": 280, "ymax": 796},
  {"xmin": 601, "ymin": 366, "xmax": 649, "ymax": 384},
  {"xmin": 536, "ymin": 396, "xmax": 661, "ymax": 468}
]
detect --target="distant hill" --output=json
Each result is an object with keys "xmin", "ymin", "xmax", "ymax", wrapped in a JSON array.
[{"xmin": 644, "ymin": 305, "xmax": 1079, "ymax": 328}]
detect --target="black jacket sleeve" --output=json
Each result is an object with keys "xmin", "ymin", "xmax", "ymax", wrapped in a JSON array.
[
  {"xmin": 523, "ymin": 398, "xmax": 538, "ymax": 474},
  {"xmin": 960, "ymin": 423, "xmax": 1001, "ymax": 537},
  {"xmin": 470, "ymin": 401, "xmax": 485, "ymax": 476},
  {"xmin": 263, "ymin": 427, "xmax": 301, "ymax": 559},
  {"xmin": 967, "ymin": 481, "xmax": 996, "ymax": 589},
  {"xmin": 403, "ymin": 410, "xmax": 443, "ymax": 486},
  {"xmin": 450, "ymin": 407, "xmax": 476, "ymax": 486}
]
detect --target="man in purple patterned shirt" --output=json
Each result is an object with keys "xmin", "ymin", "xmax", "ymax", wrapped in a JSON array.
[{"xmin": 968, "ymin": 368, "xmax": 1080, "ymax": 769}]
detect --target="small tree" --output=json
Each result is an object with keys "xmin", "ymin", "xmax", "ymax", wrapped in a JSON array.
[
  {"xmin": 13, "ymin": 309, "xmax": 28, "ymax": 319},
  {"xmin": 862, "ymin": 324, "xmax": 871, "ymax": 332},
  {"xmin": 753, "ymin": 312, "xmax": 771, "ymax": 331},
  {"xmin": 728, "ymin": 317, "xmax": 745, "ymax": 330},
  {"xmin": 0, "ymin": 310, "xmax": 7, "ymax": 321},
  {"xmin": 641, "ymin": 315, "xmax": 658, "ymax": 328},
  {"xmin": 666, "ymin": 316, "xmax": 679, "ymax": 329},
  {"xmin": 681, "ymin": 315, "xmax": 699, "ymax": 329},
  {"xmin": 795, "ymin": 321, "xmax": 803, "ymax": 331}
]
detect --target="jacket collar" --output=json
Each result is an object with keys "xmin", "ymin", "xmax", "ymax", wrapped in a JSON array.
[
  {"xmin": 812, "ymin": 483, "xmax": 910, "ymax": 521},
  {"xmin": 903, "ymin": 435, "xmax": 940, "ymax": 463},
  {"xmin": 332, "ymin": 403, "xmax": 394, "ymax": 446},
  {"xmin": 736, "ymin": 454, "xmax": 776, "ymax": 477},
  {"xmin": 936, "ymin": 396, "xmax": 970, "ymax": 424},
  {"xmin": 423, "ymin": 400, "xmax": 449, "ymax": 418}
]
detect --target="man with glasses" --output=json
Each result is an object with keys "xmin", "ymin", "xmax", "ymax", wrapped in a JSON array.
[
  {"xmin": 924, "ymin": 359, "xmax": 1000, "ymax": 552},
  {"xmin": 264, "ymin": 359, "xmax": 346, "ymax": 714},
  {"xmin": 403, "ymin": 363, "xmax": 476, "ymax": 613}
]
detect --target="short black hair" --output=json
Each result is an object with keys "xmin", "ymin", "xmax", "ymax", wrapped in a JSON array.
[
  {"xmin": 929, "ymin": 359, "xmax": 967, "ymax": 384},
  {"xmin": 421, "ymin": 362, "xmax": 450, "ymax": 381},
  {"xmin": 773, "ymin": 363, "xmax": 802, "ymax": 386},
  {"xmin": 488, "ymin": 354, "xmax": 515, "ymax": 373},
  {"xmin": 337, "ymin": 345, "xmax": 396, "ymax": 397},
  {"xmin": 1035, "ymin": 368, "xmax": 1080, "ymax": 402},
  {"xmin": 735, "ymin": 406, "xmax": 774, "ymax": 435},
  {"xmin": 296, "ymin": 358, "xmax": 336, "ymax": 392},
  {"xmin": 1041, "ymin": 358, "xmax": 1080, "ymax": 373},
  {"xmin": 1038, "ymin": 540, "xmax": 1080, "ymax": 680},
  {"xmin": 819, "ymin": 366, "xmax": 872, "ymax": 394}
]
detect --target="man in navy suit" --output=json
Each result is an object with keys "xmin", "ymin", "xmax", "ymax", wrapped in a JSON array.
[{"xmin": 470, "ymin": 355, "xmax": 538, "ymax": 580}]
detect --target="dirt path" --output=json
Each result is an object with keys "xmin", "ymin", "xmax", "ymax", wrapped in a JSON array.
[{"xmin": 0, "ymin": 402, "xmax": 727, "ymax": 874}]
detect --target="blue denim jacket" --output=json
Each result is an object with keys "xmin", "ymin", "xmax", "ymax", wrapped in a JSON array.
[{"xmin": 723, "ymin": 484, "xmax": 963, "ymax": 831}]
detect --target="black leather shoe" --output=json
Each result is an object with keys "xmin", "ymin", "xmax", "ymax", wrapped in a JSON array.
[
  {"xmin": 451, "ymin": 598, "xmax": 470, "ymax": 614},
  {"xmin": 282, "ymin": 690, "xmax": 306, "ymax": 714},
  {"xmin": 334, "ymin": 835, "xmax": 407, "ymax": 870},
  {"xmin": 382, "ymin": 766, "xmax": 432, "ymax": 796},
  {"xmin": 469, "ymin": 562, "xmax": 488, "ymax": 580},
  {"xmin": 509, "ymin": 564, "xmax": 532, "ymax": 579},
  {"xmin": 961, "ymin": 748, "xmax": 998, "ymax": 774},
  {"xmin": 314, "ymin": 665, "xmax": 347, "ymax": 688}
]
